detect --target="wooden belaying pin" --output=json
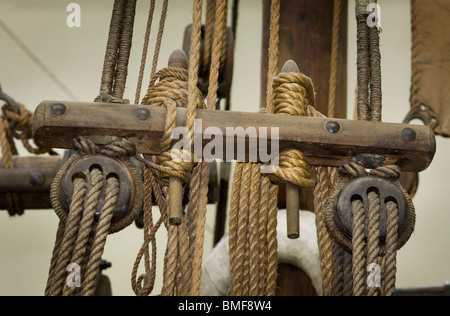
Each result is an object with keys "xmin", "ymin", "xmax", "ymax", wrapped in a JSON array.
[
  {"xmin": 286, "ymin": 183, "xmax": 300, "ymax": 239},
  {"xmin": 282, "ymin": 60, "xmax": 301, "ymax": 240},
  {"xmin": 168, "ymin": 176, "xmax": 184, "ymax": 226},
  {"xmin": 167, "ymin": 49, "xmax": 189, "ymax": 226}
]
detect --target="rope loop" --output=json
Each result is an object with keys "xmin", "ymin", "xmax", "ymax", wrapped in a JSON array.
[
  {"xmin": 269, "ymin": 70, "xmax": 316, "ymax": 188},
  {"xmin": 2, "ymin": 103, "xmax": 55, "ymax": 155}
]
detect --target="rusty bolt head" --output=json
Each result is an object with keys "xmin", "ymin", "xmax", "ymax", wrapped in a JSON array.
[
  {"xmin": 51, "ymin": 103, "xmax": 67, "ymax": 116},
  {"xmin": 30, "ymin": 172, "xmax": 45, "ymax": 187},
  {"xmin": 325, "ymin": 121, "xmax": 341, "ymax": 134},
  {"xmin": 134, "ymin": 107, "xmax": 151, "ymax": 121},
  {"xmin": 402, "ymin": 127, "xmax": 417, "ymax": 142}
]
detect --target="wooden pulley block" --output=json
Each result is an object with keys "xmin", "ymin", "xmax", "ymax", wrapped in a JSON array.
[
  {"xmin": 182, "ymin": 24, "xmax": 234, "ymax": 100},
  {"xmin": 60, "ymin": 155, "xmax": 136, "ymax": 223},
  {"xmin": 329, "ymin": 176, "xmax": 414, "ymax": 252}
]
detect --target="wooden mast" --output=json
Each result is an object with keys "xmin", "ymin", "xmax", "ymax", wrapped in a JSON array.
[{"xmin": 261, "ymin": 0, "xmax": 348, "ymax": 296}]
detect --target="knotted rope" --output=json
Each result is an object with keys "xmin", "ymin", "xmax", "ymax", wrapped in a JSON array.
[{"xmin": 45, "ymin": 137, "xmax": 143, "ymax": 296}]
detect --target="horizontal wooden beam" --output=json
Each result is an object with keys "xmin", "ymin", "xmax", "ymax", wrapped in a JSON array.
[
  {"xmin": 0, "ymin": 156, "xmax": 62, "ymax": 193},
  {"xmin": 33, "ymin": 101, "xmax": 436, "ymax": 172},
  {"xmin": 0, "ymin": 156, "xmax": 63, "ymax": 210}
]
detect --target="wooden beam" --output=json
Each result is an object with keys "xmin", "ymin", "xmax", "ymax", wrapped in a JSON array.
[
  {"xmin": 0, "ymin": 156, "xmax": 63, "ymax": 210},
  {"xmin": 0, "ymin": 156, "xmax": 62, "ymax": 193},
  {"xmin": 33, "ymin": 100, "xmax": 436, "ymax": 172}
]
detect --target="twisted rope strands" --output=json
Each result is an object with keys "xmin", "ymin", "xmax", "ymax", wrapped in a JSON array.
[
  {"xmin": 314, "ymin": 166, "xmax": 334, "ymax": 296},
  {"xmin": 352, "ymin": 198, "xmax": 366, "ymax": 296},
  {"xmin": 161, "ymin": 194, "xmax": 178, "ymax": 296},
  {"xmin": 331, "ymin": 241, "xmax": 345, "ymax": 296},
  {"xmin": 0, "ymin": 118, "xmax": 22, "ymax": 216},
  {"xmin": 265, "ymin": 0, "xmax": 280, "ymax": 114},
  {"xmin": 328, "ymin": 0, "xmax": 341, "ymax": 118},
  {"xmin": 185, "ymin": 0, "xmax": 203, "ymax": 145},
  {"xmin": 219, "ymin": 0, "xmax": 229, "ymax": 72},
  {"xmin": 149, "ymin": 0, "xmax": 169, "ymax": 86},
  {"xmin": 46, "ymin": 177, "xmax": 86, "ymax": 296},
  {"xmin": 81, "ymin": 176, "xmax": 119, "ymax": 296},
  {"xmin": 265, "ymin": 181, "xmax": 278, "ymax": 296},
  {"xmin": 44, "ymin": 220, "xmax": 68, "ymax": 295},
  {"xmin": 227, "ymin": 163, "xmax": 243, "ymax": 294},
  {"xmin": 101, "ymin": 0, "xmax": 127, "ymax": 95},
  {"xmin": 112, "ymin": 0, "xmax": 137, "ymax": 99},
  {"xmin": 131, "ymin": 167, "xmax": 158, "ymax": 296},
  {"xmin": 207, "ymin": 0, "xmax": 227, "ymax": 110},
  {"xmin": 383, "ymin": 201, "xmax": 399, "ymax": 296},
  {"xmin": 134, "ymin": 0, "xmax": 156, "ymax": 104},
  {"xmin": 63, "ymin": 168, "xmax": 104, "ymax": 296},
  {"xmin": 188, "ymin": 0, "xmax": 228, "ymax": 296},
  {"xmin": 356, "ymin": 15, "xmax": 370, "ymax": 121},
  {"xmin": 367, "ymin": 191, "xmax": 380, "ymax": 296},
  {"xmin": 178, "ymin": 220, "xmax": 192, "ymax": 295},
  {"xmin": 257, "ymin": 175, "xmax": 270, "ymax": 295},
  {"xmin": 248, "ymin": 164, "xmax": 262, "ymax": 296},
  {"xmin": 161, "ymin": 230, "xmax": 177, "ymax": 295},
  {"xmin": 368, "ymin": 2, "xmax": 382, "ymax": 122},
  {"xmin": 233, "ymin": 163, "xmax": 252, "ymax": 296},
  {"xmin": 203, "ymin": 0, "xmax": 216, "ymax": 75},
  {"xmin": 342, "ymin": 251, "xmax": 354, "ymax": 296},
  {"xmin": 189, "ymin": 162, "xmax": 209, "ymax": 296}
]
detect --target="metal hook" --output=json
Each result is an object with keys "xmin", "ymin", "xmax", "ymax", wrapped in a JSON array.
[{"xmin": 0, "ymin": 82, "xmax": 20, "ymax": 129}]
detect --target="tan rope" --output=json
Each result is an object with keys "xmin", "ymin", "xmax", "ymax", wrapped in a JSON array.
[
  {"xmin": 81, "ymin": 176, "xmax": 120, "ymax": 296},
  {"xmin": 131, "ymin": 167, "xmax": 164, "ymax": 296},
  {"xmin": 2, "ymin": 103, "xmax": 55, "ymax": 155},
  {"xmin": 203, "ymin": 0, "xmax": 216, "ymax": 75},
  {"xmin": 46, "ymin": 177, "xmax": 87, "ymax": 296},
  {"xmin": 383, "ymin": 201, "xmax": 399, "ymax": 296},
  {"xmin": 366, "ymin": 190, "xmax": 380, "ymax": 296},
  {"xmin": 227, "ymin": 162, "xmax": 243, "ymax": 294},
  {"xmin": 351, "ymin": 198, "xmax": 366, "ymax": 296},
  {"xmin": 46, "ymin": 138, "xmax": 142, "ymax": 296},
  {"xmin": 149, "ymin": 0, "xmax": 170, "ymax": 86},
  {"xmin": 134, "ymin": 0, "xmax": 156, "ymax": 104},
  {"xmin": 0, "ymin": 117, "xmax": 22, "ymax": 216},
  {"xmin": 265, "ymin": 181, "xmax": 279, "ymax": 296},
  {"xmin": 314, "ymin": 167, "xmax": 334, "ymax": 296},
  {"xmin": 328, "ymin": 0, "xmax": 341, "ymax": 118},
  {"xmin": 249, "ymin": 163, "xmax": 262, "ymax": 296},
  {"xmin": 207, "ymin": 0, "xmax": 227, "ymax": 110},
  {"xmin": 62, "ymin": 168, "xmax": 104, "ymax": 296},
  {"xmin": 265, "ymin": 0, "xmax": 280, "ymax": 114},
  {"xmin": 257, "ymin": 175, "xmax": 270, "ymax": 295}
]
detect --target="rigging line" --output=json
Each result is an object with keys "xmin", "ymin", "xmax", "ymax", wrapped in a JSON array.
[{"xmin": 0, "ymin": 19, "xmax": 79, "ymax": 101}]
